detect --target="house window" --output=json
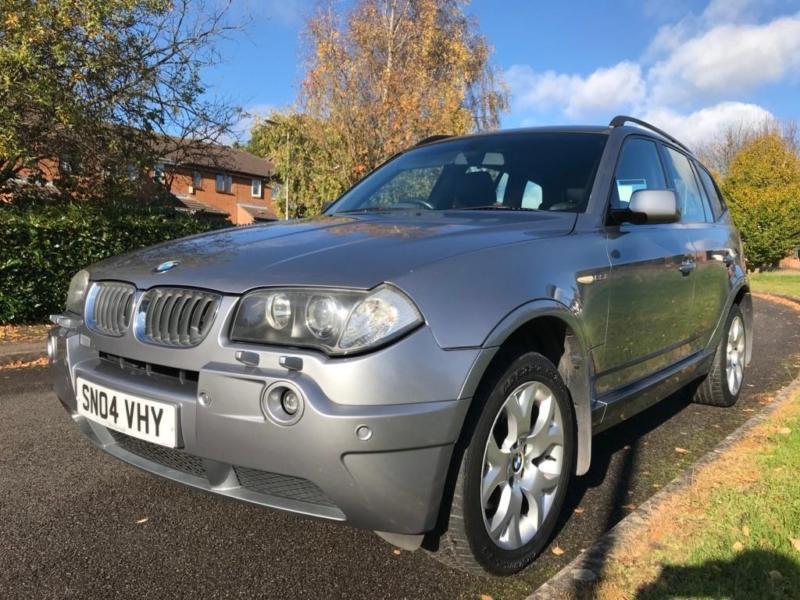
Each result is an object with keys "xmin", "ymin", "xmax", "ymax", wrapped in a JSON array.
[
  {"xmin": 154, "ymin": 162, "xmax": 166, "ymax": 184},
  {"xmin": 192, "ymin": 171, "xmax": 202, "ymax": 192},
  {"xmin": 215, "ymin": 173, "xmax": 232, "ymax": 193},
  {"xmin": 59, "ymin": 154, "xmax": 80, "ymax": 175},
  {"xmin": 251, "ymin": 178, "xmax": 262, "ymax": 198}
]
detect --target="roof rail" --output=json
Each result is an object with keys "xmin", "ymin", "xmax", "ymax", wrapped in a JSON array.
[
  {"xmin": 609, "ymin": 115, "xmax": 691, "ymax": 153},
  {"xmin": 415, "ymin": 134, "xmax": 452, "ymax": 147}
]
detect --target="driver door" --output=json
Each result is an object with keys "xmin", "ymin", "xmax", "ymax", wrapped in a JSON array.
[{"xmin": 594, "ymin": 137, "xmax": 697, "ymax": 395}]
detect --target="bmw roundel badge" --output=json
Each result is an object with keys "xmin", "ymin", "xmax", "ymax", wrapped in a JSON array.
[{"xmin": 153, "ymin": 260, "xmax": 180, "ymax": 273}]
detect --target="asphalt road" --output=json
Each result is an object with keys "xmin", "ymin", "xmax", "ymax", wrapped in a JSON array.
[{"xmin": 2, "ymin": 297, "xmax": 798, "ymax": 600}]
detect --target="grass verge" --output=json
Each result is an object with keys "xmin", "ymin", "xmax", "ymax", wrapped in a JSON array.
[
  {"xmin": 750, "ymin": 271, "xmax": 800, "ymax": 298},
  {"xmin": 596, "ymin": 390, "xmax": 800, "ymax": 599}
]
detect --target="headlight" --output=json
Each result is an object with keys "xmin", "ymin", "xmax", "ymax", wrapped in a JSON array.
[
  {"xmin": 65, "ymin": 270, "xmax": 90, "ymax": 315},
  {"xmin": 230, "ymin": 285, "xmax": 422, "ymax": 355}
]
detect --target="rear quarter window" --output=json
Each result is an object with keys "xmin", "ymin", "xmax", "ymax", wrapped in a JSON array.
[{"xmin": 695, "ymin": 164, "xmax": 726, "ymax": 220}]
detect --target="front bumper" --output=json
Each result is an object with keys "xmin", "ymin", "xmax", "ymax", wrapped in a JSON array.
[{"xmin": 50, "ymin": 320, "xmax": 479, "ymax": 535}]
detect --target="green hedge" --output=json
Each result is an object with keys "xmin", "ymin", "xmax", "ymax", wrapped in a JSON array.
[{"xmin": 0, "ymin": 202, "xmax": 227, "ymax": 323}]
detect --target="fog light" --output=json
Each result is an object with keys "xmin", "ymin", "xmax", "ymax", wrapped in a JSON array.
[
  {"xmin": 261, "ymin": 381, "xmax": 304, "ymax": 426},
  {"xmin": 281, "ymin": 389, "xmax": 300, "ymax": 415}
]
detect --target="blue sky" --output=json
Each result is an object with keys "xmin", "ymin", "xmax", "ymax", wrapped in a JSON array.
[{"xmin": 206, "ymin": 0, "xmax": 800, "ymax": 148}]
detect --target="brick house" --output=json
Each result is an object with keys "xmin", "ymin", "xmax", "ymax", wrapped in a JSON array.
[
  {"xmin": 156, "ymin": 141, "xmax": 279, "ymax": 225},
  {"xmin": 12, "ymin": 139, "xmax": 279, "ymax": 226}
]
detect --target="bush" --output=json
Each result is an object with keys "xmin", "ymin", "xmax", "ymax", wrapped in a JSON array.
[
  {"xmin": 721, "ymin": 133, "xmax": 800, "ymax": 271},
  {"xmin": 0, "ymin": 202, "xmax": 227, "ymax": 323}
]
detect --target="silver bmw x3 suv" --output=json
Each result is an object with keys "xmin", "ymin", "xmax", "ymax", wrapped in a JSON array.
[{"xmin": 50, "ymin": 116, "xmax": 752, "ymax": 575}]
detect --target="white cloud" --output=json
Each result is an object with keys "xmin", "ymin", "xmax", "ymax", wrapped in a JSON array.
[
  {"xmin": 505, "ymin": 2, "xmax": 799, "ymax": 136},
  {"xmin": 506, "ymin": 61, "xmax": 646, "ymax": 119},
  {"xmin": 642, "ymin": 101, "xmax": 774, "ymax": 149},
  {"xmin": 647, "ymin": 15, "xmax": 800, "ymax": 105}
]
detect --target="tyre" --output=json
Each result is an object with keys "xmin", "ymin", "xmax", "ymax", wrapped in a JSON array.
[
  {"xmin": 693, "ymin": 304, "xmax": 746, "ymax": 407},
  {"xmin": 431, "ymin": 352, "xmax": 576, "ymax": 575}
]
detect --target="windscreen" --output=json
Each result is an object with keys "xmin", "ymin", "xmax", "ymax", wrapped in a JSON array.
[{"xmin": 330, "ymin": 132, "xmax": 608, "ymax": 214}]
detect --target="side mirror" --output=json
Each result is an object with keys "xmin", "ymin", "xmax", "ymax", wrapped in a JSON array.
[{"xmin": 614, "ymin": 189, "xmax": 679, "ymax": 224}]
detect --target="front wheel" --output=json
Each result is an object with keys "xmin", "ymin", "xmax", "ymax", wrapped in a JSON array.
[
  {"xmin": 430, "ymin": 352, "xmax": 576, "ymax": 575},
  {"xmin": 693, "ymin": 304, "xmax": 746, "ymax": 407}
]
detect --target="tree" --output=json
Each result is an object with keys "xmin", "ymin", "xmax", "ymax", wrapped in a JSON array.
[
  {"xmin": 249, "ymin": 0, "xmax": 508, "ymax": 215},
  {"xmin": 696, "ymin": 120, "xmax": 798, "ymax": 176},
  {"xmin": 248, "ymin": 112, "xmax": 344, "ymax": 218},
  {"xmin": 721, "ymin": 132, "xmax": 800, "ymax": 271},
  {"xmin": 0, "ymin": 0, "xmax": 241, "ymax": 197}
]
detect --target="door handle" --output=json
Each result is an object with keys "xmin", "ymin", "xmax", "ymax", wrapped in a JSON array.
[
  {"xmin": 723, "ymin": 253, "xmax": 735, "ymax": 267},
  {"xmin": 679, "ymin": 258, "xmax": 696, "ymax": 275}
]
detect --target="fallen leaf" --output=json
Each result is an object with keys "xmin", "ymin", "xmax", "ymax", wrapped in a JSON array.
[
  {"xmin": 769, "ymin": 570, "xmax": 783, "ymax": 582},
  {"xmin": 392, "ymin": 548, "xmax": 401, "ymax": 555},
  {"xmin": 778, "ymin": 427, "xmax": 791, "ymax": 435},
  {"xmin": 478, "ymin": 595, "xmax": 493, "ymax": 600},
  {"xmin": 573, "ymin": 507, "xmax": 585, "ymax": 514},
  {"xmin": 622, "ymin": 504, "xmax": 637, "ymax": 510},
  {"xmin": 135, "ymin": 517, "xmax": 148, "ymax": 524},
  {"xmin": 733, "ymin": 541, "xmax": 744, "ymax": 551},
  {"xmin": 675, "ymin": 447, "xmax": 690, "ymax": 454},
  {"xmin": 791, "ymin": 538, "xmax": 800, "ymax": 552},
  {"xmin": 551, "ymin": 545, "xmax": 565, "ymax": 556},
  {"xmin": 742, "ymin": 526, "xmax": 751, "ymax": 537}
]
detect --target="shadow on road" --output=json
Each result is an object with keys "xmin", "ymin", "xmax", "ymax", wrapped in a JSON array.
[
  {"xmin": 554, "ymin": 388, "xmax": 694, "ymax": 542},
  {"xmin": 635, "ymin": 550, "xmax": 800, "ymax": 599}
]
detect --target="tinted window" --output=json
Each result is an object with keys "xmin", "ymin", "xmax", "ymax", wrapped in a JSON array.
[
  {"xmin": 331, "ymin": 133, "xmax": 608, "ymax": 214},
  {"xmin": 611, "ymin": 138, "xmax": 666, "ymax": 209},
  {"xmin": 696, "ymin": 165, "xmax": 725, "ymax": 219},
  {"xmin": 663, "ymin": 147, "xmax": 708, "ymax": 223}
]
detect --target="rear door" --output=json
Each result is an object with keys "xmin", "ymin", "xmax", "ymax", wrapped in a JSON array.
[
  {"xmin": 685, "ymin": 157, "xmax": 735, "ymax": 346},
  {"xmin": 595, "ymin": 137, "xmax": 697, "ymax": 395}
]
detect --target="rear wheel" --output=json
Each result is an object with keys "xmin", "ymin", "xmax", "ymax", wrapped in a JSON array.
[
  {"xmin": 430, "ymin": 352, "xmax": 575, "ymax": 575},
  {"xmin": 693, "ymin": 304, "xmax": 746, "ymax": 407}
]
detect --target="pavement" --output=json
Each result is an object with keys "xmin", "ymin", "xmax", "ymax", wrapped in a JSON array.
[{"xmin": 1, "ymin": 297, "xmax": 798, "ymax": 600}]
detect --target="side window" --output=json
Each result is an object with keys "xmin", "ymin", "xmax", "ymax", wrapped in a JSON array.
[
  {"xmin": 695, "ymin": 164, "xmax": 725, "ymax": 219},
  {"xmin": 662, "ymin": 147, "xmax": 709, "ymax": 223},
  {"xmin": 611, "ymin": 138, "xmax": 667, "ymax": 209}
]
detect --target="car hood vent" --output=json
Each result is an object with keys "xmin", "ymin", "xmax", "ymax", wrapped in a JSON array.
[{"xmin": 135, "ymin": 287, "xmax": 220, "ymax": 347}]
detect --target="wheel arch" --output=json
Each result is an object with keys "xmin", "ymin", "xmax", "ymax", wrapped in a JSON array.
[{"xmin": 458, "ymin": 300, "xmax": 594, "ymax": 476}]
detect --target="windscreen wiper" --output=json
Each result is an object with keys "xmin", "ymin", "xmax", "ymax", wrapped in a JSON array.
[
  {"xmin": 454, "ymin": 205, "xmax": 538, "ymax": 211},
  {"xmin": 336, "ymin": 206, "xmax": 416, "ymax": 214}
]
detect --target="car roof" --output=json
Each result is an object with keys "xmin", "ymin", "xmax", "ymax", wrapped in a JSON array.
[{"xmin": 419, "ymin": 124, "xmax": 696, "ymax": 158}]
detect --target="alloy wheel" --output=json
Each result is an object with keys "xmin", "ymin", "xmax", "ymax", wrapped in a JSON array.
[
  {"xmin": 480, "ymin": 381, "xmax": 565, "ymax": 550},
  {"xmin": 726, "ymin": 315, "xmax": 745, "ymax": 395}
]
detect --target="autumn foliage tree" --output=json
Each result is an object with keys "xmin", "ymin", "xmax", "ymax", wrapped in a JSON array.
[
  {"xmin": 0, "ymin": 0, "xmax": 240, "ymax": 198},
  {"xmin": 249, "ymin": 0, "xmax": 507, "ymax": 216},
  {"xmin": 721, "ymin": 132, "xmax": 800, "ymax": 270}
]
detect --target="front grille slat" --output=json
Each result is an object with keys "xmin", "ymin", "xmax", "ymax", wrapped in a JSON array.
[
  {"xmin": 136, "ymin": 287, "xmax": 220, "ymax": 348},
  {"xmin": 86, "ymin": 282, "xmax": 136, "ymax": 337}
]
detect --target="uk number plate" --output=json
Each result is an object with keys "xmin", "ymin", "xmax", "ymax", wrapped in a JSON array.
[{"xmin": 76, "ymin": 377, "xmax": 178, "ymax": 447}]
